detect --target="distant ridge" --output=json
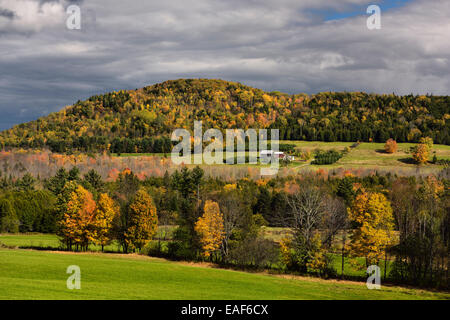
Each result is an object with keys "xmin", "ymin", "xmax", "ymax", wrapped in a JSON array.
[{"xmin": 1, "ymin": 78, "xmax": 448, "ymax": 153}]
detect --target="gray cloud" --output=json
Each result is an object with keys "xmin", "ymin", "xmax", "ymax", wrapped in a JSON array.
[
  {"xmin": 0, "ymin": 0, "xmax": 449, "ymax": 130},
  {"xmin": 0, "ymin": 7, "xmax": 15, "ymax": 19}
]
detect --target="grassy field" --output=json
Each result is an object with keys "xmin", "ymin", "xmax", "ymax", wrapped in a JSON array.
[
  {"xmin": 112, "ymin": 141, "xmax": 450, "ymax": 175},
  {"xmin": 0, "ymin": 232, "xmax": 415, "ymax": 282},
  {"xmin": 1, "ymin": 248, "xmax": 448, "ymax": 300},
  {"xmin": 285, "ymin": 141, "xmax": 450, "ymax": 171},
  {"xmin": 0, "ymin": 229, "xmax": 174, "ymax": 252}
]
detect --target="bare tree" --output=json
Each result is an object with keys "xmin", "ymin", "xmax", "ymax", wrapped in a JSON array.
[
  {"xmin": 286, "ymin": 182, "xmax": 325, "ymax": 246},
  {"xmin": 216, "ymin": 191, "xmax": 249, "ymax": 259},
  {"xmin": 322, "ymin": 196, "xmax": 348, "ymax": 248}
]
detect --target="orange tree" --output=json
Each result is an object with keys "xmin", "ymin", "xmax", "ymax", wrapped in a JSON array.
[
  {"xmin": 384, "ymin": 138, "xmax": 397, "ymax": 153},
  {"xmin": 58, "ymin": 182, "xmax": 97, "ymax": 251},
  {"xmin": 348, "ymin": 191, "xmax": 394, "ymax": 267},
  {"xmin": 195, "ymin": 200, "xmax": 225, "ymax": 259}
]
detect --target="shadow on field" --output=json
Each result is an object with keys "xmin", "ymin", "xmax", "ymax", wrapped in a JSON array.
[{"xmin": 397, "ymin": 157, "xmax": 417, "ymax": 164}]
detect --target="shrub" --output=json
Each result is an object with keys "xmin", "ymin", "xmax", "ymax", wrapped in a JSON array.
[
  {"xmin": 384, "ymin": 139, "xmax": 398, "ymax": 153},
  {"xmin": 229, "ymin": 237, "xmax": 279, "ymax": 268},
  {"xmin": 411, "ymin": 143, "xmax": 429, "ymax": 164},
  {"xmin": 311, "ymin": 150, "xmax": 343, "ymax": 165}
]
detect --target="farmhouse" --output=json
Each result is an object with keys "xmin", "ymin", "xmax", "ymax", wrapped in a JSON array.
[
  {"xmin": 259, "ymin": 150, "xmax": 284, "ymax": 159},
  {"xmin": 260, "ymin": 150, "xmax": 294, "ymax": 161}
]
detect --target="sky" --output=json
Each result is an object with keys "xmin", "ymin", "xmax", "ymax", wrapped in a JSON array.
[{"xmin": 0, "ymin": 0, "xmax": 449, "ymax": 130}]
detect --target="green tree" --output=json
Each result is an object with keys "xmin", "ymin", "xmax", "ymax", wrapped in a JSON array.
[
  {"xmin": 45, "ymin": 168, "xmax": 69, "ymax": 195},
  {"xmin": 16, "ymin": 173, "xmax": 35, "ymax": 191},
  {"xmin": 0, "ymin": 198, "xmax": 19, "ymax": 233},
  {"xmin": 82, "ymin": 169, "xmax": 105, "ymax": 194}
]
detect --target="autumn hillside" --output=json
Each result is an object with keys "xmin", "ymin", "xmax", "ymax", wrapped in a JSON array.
[{"xmin": 1, "ymin": 79, "xmax": 449, "ymax": 153}]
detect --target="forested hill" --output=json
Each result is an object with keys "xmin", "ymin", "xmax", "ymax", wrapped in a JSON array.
[{"xmin": 1, "ymin": 79, "xmax": 449, "ymax": 153}]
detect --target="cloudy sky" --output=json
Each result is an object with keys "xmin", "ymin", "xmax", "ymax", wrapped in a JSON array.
[{"xmin": 0, "ymin": 0, "xmax": 449, "ymax": 130}]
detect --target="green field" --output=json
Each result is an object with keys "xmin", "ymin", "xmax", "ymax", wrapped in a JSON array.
[
  {"xmin": 1, "ymin": 248, "xmax": 448, "ymax": 300},
  {"xmin": 112, "ymin": 141, "xmax": 450, "ymax": 175},
  {"xmin": 0, "ymin": 232, "xmax": 391, "ymax": 279},
  {"xmin": 284, "ymin": 141, "xmax": 450, "ymax": 172},
  {"xmin": 0, "ymin": 229, "xmax": 174, "ymax": 252}
]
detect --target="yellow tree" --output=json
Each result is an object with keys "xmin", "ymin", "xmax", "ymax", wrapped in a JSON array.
[
  {"xmin": 195, "ymin": 200, "xmax": 225, "ymax": 258},
  {"xmin": 94, "ymin": 193, "xmax": 119, "ymax": 251},
  {"xmin": 348, "ymin": 191, "xmax": 394, "ymax": 266},
  {"xmin": 126, "ymin": 188, "xmax": 158, "ymax": 251},
  {"xmin": 61, "ymin": 184, "xmax": 97, "ymax": 251},
  {"xmin": 411, "ymin": 143, "xmax": 429, "ymax": 164},
  {"xmin": 419, "ymin": 136, "xmax": 433, "ymax": 150}
]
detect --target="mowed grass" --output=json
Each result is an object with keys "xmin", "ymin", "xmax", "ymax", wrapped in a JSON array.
[
  {"xmin": 0, "ymin": 233, "xmax": 61, "ymax": 248},
  {"xmin": 0, "ymin": 233, "xmax": 122, "ymax": 252},
  {"xmin": 0, "ymin": 233, "xmax": 391, "ymax": 279},
  {"xmin": 338, "ymin": 142, "xmax": 450, "ymax": 167},
  {"xmin": 0, "ymin": 229, "xmax": 175, "ymax": 252},
  {"xmin": 1, "ymin": 249, "xmax": 448, "ymax": 300},
  {"xmin": 112, "ymin": 141, "xmax": 449, "ymax": 175},
  {"xmin": 284, "ymin": 141, "xmax": 450, "ymax": 173}
]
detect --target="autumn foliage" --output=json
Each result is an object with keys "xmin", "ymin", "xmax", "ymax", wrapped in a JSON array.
[
  {"xmin": 348, "ymin": 191, "xmax": 394, "ymax": 266},
  {"xmin": 124, "ymin": 188, "xmax": 158, "ymax": 251},
  {"xmin": 195, "ymin": 200, "xmax": 225, "ymax": 258},
  {"xmin": 58, "ymin": 183, "xmax": 97, "ymax": 251},
  {"xmin": 1, "ymin": 80, "xmax": 449, "ymax": 155},
  {"xmin": 2, "ymin": 163, "xmax": 449, "ymax": 287},
  {"xmin": 94, "ymin": 193, "xmax": 119, "ymax": 250},
  {"xmin": 411, "ymin": 143, "xmax": 430, "ymax": 164},
  {"xmin": 384, "ymin": 138, "xmax": 397, "ymax": 153},
  {"xmin": 57, "ymin": 182, "xmax": 120, "ymax": 251}
]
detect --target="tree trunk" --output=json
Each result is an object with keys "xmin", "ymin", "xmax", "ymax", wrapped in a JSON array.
[{"xmin": 341, "ymin": 231, "xmax": 346, "ymax": 278}]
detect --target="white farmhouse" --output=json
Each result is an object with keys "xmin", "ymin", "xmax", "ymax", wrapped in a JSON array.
[
  {"xmin": 259, "ymin": 150, "xmax": 285, "ymax": 160},
  {"xmin": 259, "ymin": 150, "xmax": 294, "ymax": 161}
]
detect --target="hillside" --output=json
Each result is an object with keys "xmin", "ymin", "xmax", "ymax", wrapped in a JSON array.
[
  {"xmin": 1, "ymin": 249, "xmax": 448, "ymax": 300},
  {"xmin": 1, "ymin": 79, "xmax": 449, "ymax": 153}
]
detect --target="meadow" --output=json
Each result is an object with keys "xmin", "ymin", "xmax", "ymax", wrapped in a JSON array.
[
  {"xmin": 1, "ymin": 141, "xmax": 448, "ymax": 184},
  {"xmin": 0, "ymin": 230, "xmax": 174, "ymax": 253},
  {"xmin": 0, "ymin": 231, "xmax": 409, "ymax": 281},
  {"xmin": 1, "ymin": 248, "xmax": 448, "ymax": 300},
  {"xmin": 113, "ymin": 141, "xmax": 450, "ymax": 175}
]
